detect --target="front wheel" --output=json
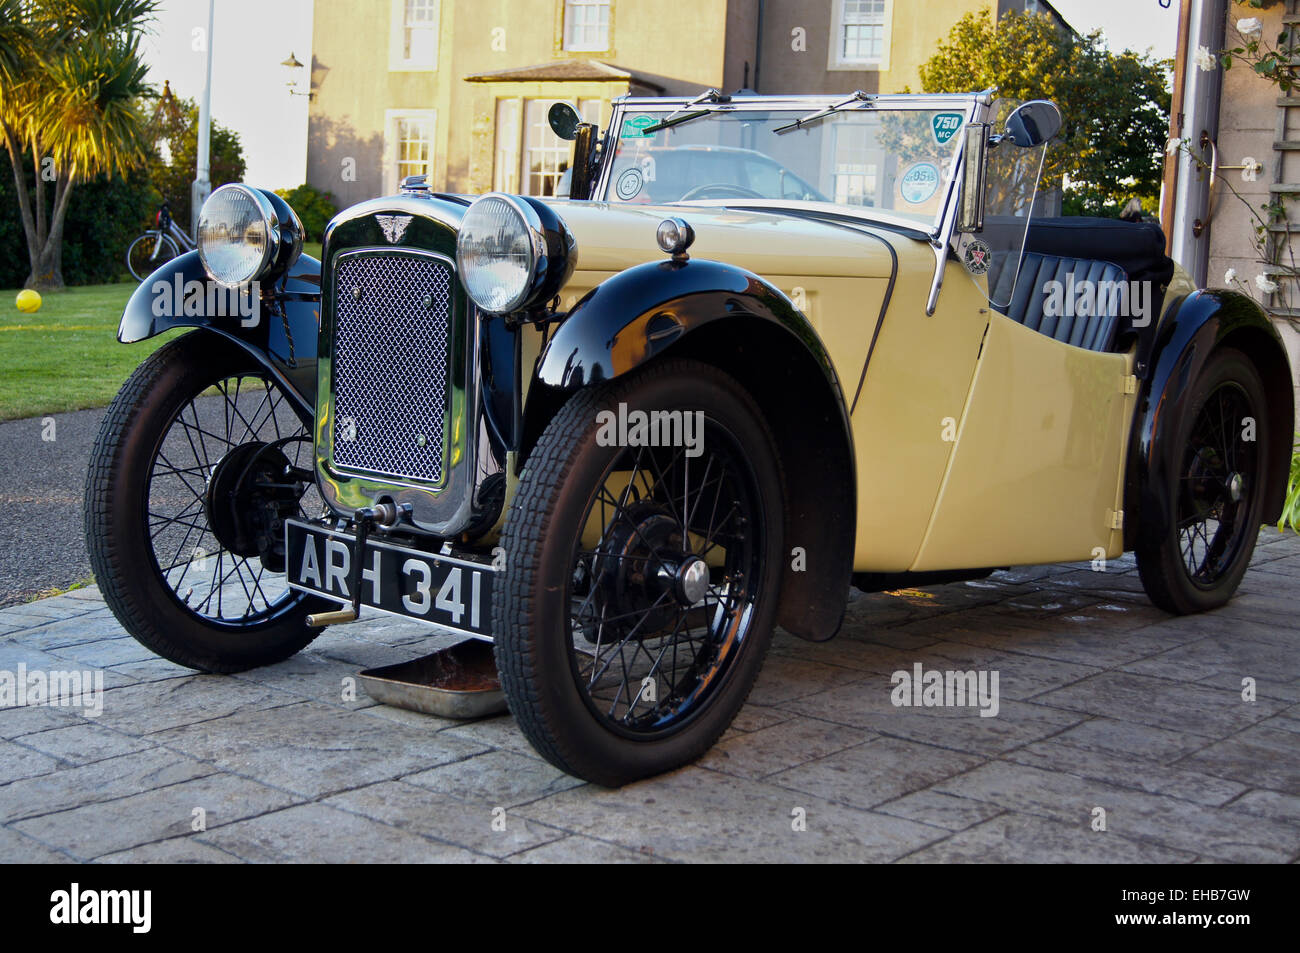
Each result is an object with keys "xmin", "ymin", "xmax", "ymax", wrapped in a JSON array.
[
  {"xmin": 1137, "ymin": 347, "xmax": 1270, "ymax": 614},
  {"xmin": 493, "ymin": 360, "xmax": 786, "ymax": 786},
  {"xmin": 85, "ymin": 331, "xmax": 329, "ymax": 672},
  {"xmin": 127, "ymin": 232, "xmax": 179, "ymax": 282}
]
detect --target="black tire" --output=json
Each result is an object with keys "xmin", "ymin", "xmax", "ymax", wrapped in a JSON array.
[
  {"xmin": 127, "ymin": 233, "xmax": 179, "ymax": 283},
  {"xmin": 85, "ymin": 330, "xmax": 327, "ymax": 673},
  {"xmin": 1137, "ymin": 347, "xmax": 1269, "ymax": 614},
  {"xmin": 493, "ymin": 359, "xmax": 785, "ymax": 786}
]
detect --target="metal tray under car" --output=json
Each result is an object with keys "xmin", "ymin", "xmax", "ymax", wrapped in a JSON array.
[{"xmin": 358, "ymin": 640, "xmax": 507, "ymax": 719}]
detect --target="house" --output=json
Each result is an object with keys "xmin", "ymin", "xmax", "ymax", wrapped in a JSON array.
[
  {"xmin": 1167, "ymin": 0, "xmax": 1300, "ymax": 405},
  {"xmin": 305, "ymin": 0, "xmax": 1071, "ymax": 204}
]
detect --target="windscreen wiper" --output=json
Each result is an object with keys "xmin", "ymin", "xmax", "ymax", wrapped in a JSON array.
[
  {"xmin": 774, "ymin": 90, "xmax": 874, "ymax": 135},
  {"xmin": 642, "ymin": 89, "xmax": 730, "ymax": 134}
]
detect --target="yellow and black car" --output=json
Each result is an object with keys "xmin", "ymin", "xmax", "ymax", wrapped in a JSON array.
[{"xmin": 87, "ymin": 91, "xmax": 1295, "ymax": 785}]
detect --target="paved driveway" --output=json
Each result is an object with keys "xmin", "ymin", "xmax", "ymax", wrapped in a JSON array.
[{"xmin": 0, "ymin": 532, "xmax": 1297, "ymax": 863}]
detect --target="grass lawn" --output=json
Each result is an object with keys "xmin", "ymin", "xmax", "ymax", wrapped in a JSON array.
[
  {"xmin": 0, "ymin": 282, "xmax": 183, "ymax": 421},
  {"xmin": 0, "ymin": 246, "xmax": 323, "ymax": 422}
]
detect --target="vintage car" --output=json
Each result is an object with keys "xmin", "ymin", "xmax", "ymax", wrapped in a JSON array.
[{"xmin": 85, "ymin": 91, "xmax": 1295, "ymax": 786}]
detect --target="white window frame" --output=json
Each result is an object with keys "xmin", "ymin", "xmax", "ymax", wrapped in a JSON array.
[
  {"xmin": 562, "ymin": 0, "xmax": 611, "ymax": 53},
  {"xmin": 383, "ymin": 109, "xmax": 436, "ymax": 194},
  {"xmin": 828, "ymin": 0, "xmax": 892, "ymax": 72},
  {"xmin": 389, "ymin": 0, "xmax": 439, "ymax": 72},
  {"xmin": 496, "ymin": 98, "xmax": 602, "ymax": 197}
]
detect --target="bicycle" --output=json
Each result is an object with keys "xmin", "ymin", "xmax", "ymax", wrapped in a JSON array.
[{"xmin": 127, "ymin": 202, "xmax": 196, "ymax": 282}]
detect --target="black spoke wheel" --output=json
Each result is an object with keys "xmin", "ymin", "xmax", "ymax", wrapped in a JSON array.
[
  {"xmin": 85, "ymin": 330, "xmax": 330, "ymax": 672},
  {"xmin": 493, "ymin": 360, "xmax": 784, "ymax": 786},
  {"xmin": 1138, "ymin": 347, "xmax": 1268, "ymax": 614}
]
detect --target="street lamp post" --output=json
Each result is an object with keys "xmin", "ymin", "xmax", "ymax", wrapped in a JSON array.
[{"xmin": 191, "ymin": 0, "xmax": 215, "ymax": 238}]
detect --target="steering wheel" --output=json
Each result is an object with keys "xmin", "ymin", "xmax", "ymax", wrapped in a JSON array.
[{"xmin": 679, "ymin": 183, "xmax": 764, "ymax": 201}]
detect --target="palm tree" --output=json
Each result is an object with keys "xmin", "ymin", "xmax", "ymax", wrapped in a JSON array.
[{"xmin": 0, "ymin": 1, "xmax": 157, "ymax": 290}]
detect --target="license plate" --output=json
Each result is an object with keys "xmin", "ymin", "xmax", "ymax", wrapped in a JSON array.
[{"xmin": 285, "ymin": 519, "xmax": 495, "ymax": 637}]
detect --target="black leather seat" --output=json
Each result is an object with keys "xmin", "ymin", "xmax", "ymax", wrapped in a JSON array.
[
  {"xmin": 991, "ymin": 252, "xmax": 1127, "ymax": 352},
  {"xmin": 980, "ymin": 216, "xmax": 1173, "ymax": 354}
]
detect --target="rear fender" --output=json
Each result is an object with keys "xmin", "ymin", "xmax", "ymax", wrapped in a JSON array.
[{"xmin": 1125, "ymin": 288, "xmax": 1295, "ymax": 547}]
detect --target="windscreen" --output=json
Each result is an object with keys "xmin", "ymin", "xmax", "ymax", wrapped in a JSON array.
[
  {"xmin": 601, "ymin": 105, "xmax": 971, "ymax": 230},
  {"xmin": 955, "ymin": 100, "xmax": 1049, "ymax": 310}
]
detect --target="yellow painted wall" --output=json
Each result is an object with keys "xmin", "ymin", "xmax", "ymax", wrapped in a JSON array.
[{"xmin": 308, "ymin": 0, "xmax": 729, "ymax": 201}]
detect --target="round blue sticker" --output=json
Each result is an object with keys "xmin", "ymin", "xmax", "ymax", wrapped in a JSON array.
[{"xmin": 899, "ymin": 162, "xmax": 941, "ymax": 204}]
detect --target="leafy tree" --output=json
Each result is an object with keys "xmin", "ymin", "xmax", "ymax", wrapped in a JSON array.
[
  {"xmin": 146, "ymin": 93, "xmax": 246, "ymax": 233},
  {"xmin": 275, "ymin": 183, "xmax": 338, "ymax": 242},
  {"xmin": 0, "ymin": 145, "xmax": 158, "ymax": 288},
  {"xmin": 918, "ymin": 9, "xmax": 1171, "ymax": 218},
  {"xmin": 0, "ymin": 0, "xmax": 158, "ymax": 289}
]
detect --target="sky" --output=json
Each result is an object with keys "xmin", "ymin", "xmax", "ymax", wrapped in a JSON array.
[
  {"xmin": 139, "ymin": 0, "xmax": 314, "ymax": 190},
  {"xmin": 136, "ymin": 0, "xmax": 1180, "ymax": 194},
  {"xmin": 1050, "ymin": 0, "xmax": 1180, "ymax": 60}
]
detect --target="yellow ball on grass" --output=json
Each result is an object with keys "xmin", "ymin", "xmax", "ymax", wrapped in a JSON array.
[{"xmin": 15, "ymin": 289, "xmax": 41, "ymax": 313}]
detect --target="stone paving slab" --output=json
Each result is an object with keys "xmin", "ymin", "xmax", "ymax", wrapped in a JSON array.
[{"xmin": 0, "ymin": 529, "xmax": 1297, "ymax": 863}]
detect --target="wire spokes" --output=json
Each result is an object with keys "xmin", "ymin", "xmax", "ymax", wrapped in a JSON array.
[
  {"xmin": 146, "ymin": 373, "xmax": 319, "ymax": 624},
  {"xmin": 565, "ymin": 417, "xmax": 763, "ymax": 736},
  {"xmin": 1176, "ymin": 383, "xmax": 1258, "ymax": 587}
]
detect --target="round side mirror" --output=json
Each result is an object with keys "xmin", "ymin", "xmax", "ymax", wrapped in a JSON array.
[
  {"xmin": 548, "ymin": 102, "xmax": 582, "ymax": 141},
  {"xmin": 1003, "ymin": 100, "xmax": 1062, "ymax": 148}
]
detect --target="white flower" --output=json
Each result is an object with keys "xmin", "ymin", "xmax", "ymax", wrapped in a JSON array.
[
  {"xmin": 1240, "ymin": 157, "xmax": 1260, "ymax": 182},
  {"xmin": 1165, "ymin": 137, "xmax": 1182, "ymax": 156},
  {"xmin": 1225, "ymin": 268, "xmax": 1238, "ymax": 284},
  {"xmin": 1194, "ymin": 45, "xmax": 1217, "ymax": 72},
  {"xmin": 1256, "ymin": 274, "xmax": 1279, "ymax": 294},
  {"xmin": 1237, "ymin": 17, "xmax": 1263, "ymax": 39}
]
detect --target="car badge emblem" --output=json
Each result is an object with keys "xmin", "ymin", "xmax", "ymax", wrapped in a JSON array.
[
  {"xmin": 376, "ymin": 214, "xmax": 413, "ymax": 244},
  {"xmin": 963, "ymin": 239, "xmax": 991, "ymax": 276}
]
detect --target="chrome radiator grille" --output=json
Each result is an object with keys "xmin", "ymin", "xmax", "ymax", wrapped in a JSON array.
[{"xmin": 330, "ymin": 252, "xmax": 452, "ymax": 484}]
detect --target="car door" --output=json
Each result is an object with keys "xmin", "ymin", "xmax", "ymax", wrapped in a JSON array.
[{"xmin": 909, "ymin": 309, "xmax": 1137, "ymax": 571}]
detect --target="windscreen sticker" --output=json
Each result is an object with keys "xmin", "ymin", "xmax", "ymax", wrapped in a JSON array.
[
  {"xmin": 640, "ymin": 155, "xmax": 656, "ymax": 181},
  {"xmin": 899, "ymin": 162, "xmax": 941, "ymax": 204},
  {"xmin": 620, "ymin": 115, "xmax": 657, "ymax": 139},
  {"xmin": 931, "ymin": 112, "xmax": 964, "ymax": 146},
  {"xmin": 615, "ymin": 168, "xmax": 644, "ymax": 200}
]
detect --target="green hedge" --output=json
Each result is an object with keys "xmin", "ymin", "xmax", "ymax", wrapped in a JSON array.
[
  {"xmin": 275, "ymin": 183, "xmax": 338, "ymax": 243},
  {"xmin": 0, "ymin": 150, "xmax": 158, "ymax": 289}
]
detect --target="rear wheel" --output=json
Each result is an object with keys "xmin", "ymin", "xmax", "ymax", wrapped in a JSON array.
[
  {"xmin": 1137, "ymin": 347, "xmax": 1269, "ymax": 614},
  {"xmin": 85, "ymin": 330, "xmax": 328, "ymax": 672},
  {"xmin": 493, "ymin": 360, "xmax": 785, "ymax": 786}
]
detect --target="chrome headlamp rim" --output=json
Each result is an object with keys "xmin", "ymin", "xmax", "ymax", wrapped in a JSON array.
[
  {"xmin": 197, "ymin": 183, "xmax": 281, "ymax": 288},
  {"xmin": 457, "ymin": 192, "xmax": 574, "ymax": 316}
]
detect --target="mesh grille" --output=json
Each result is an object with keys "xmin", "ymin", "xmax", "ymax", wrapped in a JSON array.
[{"xmin": 331, "ymin": 253, "xmax": 452, "ymax": 484}]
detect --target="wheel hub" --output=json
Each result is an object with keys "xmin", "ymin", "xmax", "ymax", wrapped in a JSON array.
[
  {"xmin": 1227, "ymin": 471, "xmax": 1245, "ymax": 503},
  {"xmin": 657, "ymin": 554, "xmax": 710, "ymax": 606},
  {"xmin": 588, "ymin": 501, "xmax": 702, "ymax": 641},
  {"xmin": 203, "ymin": 442, "xmax": 299, "ymax": 568}
]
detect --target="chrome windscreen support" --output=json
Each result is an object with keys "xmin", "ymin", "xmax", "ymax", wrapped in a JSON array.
[{"xmin": 926, "ymin": 241, "xmax": 946, "ymax": 316}]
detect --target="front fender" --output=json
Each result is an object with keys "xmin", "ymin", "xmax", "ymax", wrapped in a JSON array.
[
  {"xmin": 118, "ymin": 251, "xmax": 320, "ymax": 416},
  {"xmin": 1127, "ymin": 287, "xmax": 1295, "ymax": 546},
  {"xmin": 530, "ymin": 257, "xmax": 856, "ymax": 643},
  {"xmin": 536, "ymin": 258, "xmax": 845, "ymax": 409}
]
